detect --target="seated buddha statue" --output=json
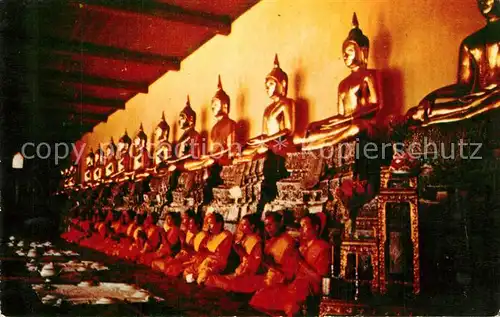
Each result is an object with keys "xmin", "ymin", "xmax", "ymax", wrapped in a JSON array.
[
  {"xmin": 111, "ymin": 130, "xmax": 132, "ymax": 181},
  {"xmin": 92, "ymin": 145, "xmax": 105, "ymax": 183},
  {"xmin": 406, "ymin": 0, "xmax": 499, "ymax": 127},
  {"xmin": 167, "ymin": 96, "xmax": 202, "ymax": 170},
  {"xmin": 181, "ymin": 76, "xmax": 237, "ymax": 171},
  {"xmin": 296, "ymin": 13, "xmax": 380, "ymax": 151},
  {"xmin": 234, "ymin": 55, "xmax": 295, "ymax": 162},
  {"xmin": 131, "ymin": 123, "xmax": 151, "ymax": 178},
  {"xmin": 150, "ymin": 112, "xmax": 172, "ymax": 172},
  {"xmin": 104, "ymin": 137, "xmax": 118, "ymax": 180},
  {"xmin": 84, "ymin": 148, "xmax": 95, "ymax": 183}
]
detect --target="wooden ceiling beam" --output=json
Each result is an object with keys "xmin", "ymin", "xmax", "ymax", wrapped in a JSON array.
[
  {"xmin": 42, "ymin": 107, "xmax": 110, "ymax": 122},
  {"xmin": 2, "ymin": 33, "xmax": 181, "ymax": 69},
  {"xmin": 42, "ymin": 69, "xmax": 149, "ymax": 93},
  {"xmin": 42, "ymin": 92, "xmax": 126, "ymax": 109},
  {"xmin": 45, "ymin": 112, "xmax": 104, "ymax": 126},
  {"xmin": 75, "ymin": 0, "xmax": 231, "ymax": 35},
  {"xmin": 39, "ymin": 103, "xmax": 117, "ymax": 116},
  {"xmin": 44, "ymin": 36, "xmax": 181, "ymax": 69}
]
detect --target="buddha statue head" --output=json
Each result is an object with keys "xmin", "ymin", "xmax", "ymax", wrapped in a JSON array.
[
  {"xmin": 86, "ymin": 148, "xmax": 95, "ymax": 168},
  {"xmin": 118, "ymin": 130, "xmax": 132, "ymax": 156},
  {"xmin": 477, "ymin": 0, "xmax": 500, "ymax": 21},
  {"xmin": 106, "ymin": 137, "xmax": 117, "ymax": 160},
  {"xmin": 342, "ymin": 13, "xmax": 369, "ymax": 70},
  {"xmin": 134, "ymin": 123, "xmax": 148, "ymax": 150},
  {"xmin": 265, "ymin": 54, "xmax": 288, "ymax": 98},
  {"xmin": 212, "ymin": 75, "xmax": 230, "ymax": 118},
  {"xmin": 154, "ymin": 112, "xmax": 170, "ymax": 144},
  {"xmin": 179, "ymin": 95, "xmax": 197, "ymax": 130}
]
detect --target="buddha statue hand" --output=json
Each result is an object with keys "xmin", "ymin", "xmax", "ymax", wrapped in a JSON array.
[
  {"xmin": 247, "ymin": 135, "xmax": 265, "ymax": 146},
  {"xmin": 407, "ymin": 96, "xmax": 433, "ymax": 123}
]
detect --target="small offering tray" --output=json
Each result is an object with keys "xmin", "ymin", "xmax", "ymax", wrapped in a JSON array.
[
  {"xmin": 38, "ymin": 260, "xmax": 109, "ymax": 273},
  {"xmin": 43, "ymin": 250, "xmax": 80, "ymax": 257},
  {"xmin": 32, "ymin": 282, "xmax": 164, "ymax": 305}
]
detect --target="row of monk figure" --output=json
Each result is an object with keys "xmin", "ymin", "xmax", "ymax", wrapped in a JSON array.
[
  {"xmin": 62, "ymin": 205, "xmax": 330, "ymax": 317},
  {"xmin": 83, "ymin": 2, "xmax": 499, "ymax": 188}
]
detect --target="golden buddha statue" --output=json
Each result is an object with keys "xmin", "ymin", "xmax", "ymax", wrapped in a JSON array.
[
  {"xmin": 182, "ymin": 76, "xmax": 237, "ymax": 171},
  {"xmin": 296, "ymin": 13, "xmax": 380, "ymax": 151},
  {"xmin": 84, "ymin": 148, "xmax": 95, "ymax": 183},
  {"xmin": 92, "ymin": 145, "xmax": 105, "ymax": 183},
  {"xmin": 406, "ymin": 0, "xmax": 499, "ymax": 126},
  {"xmin": 167, "ymin": 96, "xmax": 202, "ymax": 170},
  {"xmin": 112, "ymin": 130, "xmax": 132, "ymax": 181},
  {"xmin": 131, "ymin": 123, "xmax": 151, "ymax": 176},
  {"xmin": 151, "ymin": 112, "xmax": 172, "ymax": 169},
  {"xmin": 105, "ymin": 137, "xmax": 117, "ymax": 179},
  {"xmin": 235, "ymin": 54, "xmax": 295, "ymax": 162}
]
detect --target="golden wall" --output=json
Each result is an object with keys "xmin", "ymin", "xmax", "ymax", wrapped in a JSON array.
[{"xmin": 80, "ymin": 0, "xmax": 484, "ymax": 177}]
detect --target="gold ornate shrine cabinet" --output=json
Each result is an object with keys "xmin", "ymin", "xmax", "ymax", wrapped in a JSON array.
[{"xmin": 377, "ymin": 166, "xmax": 420, "ymax": 294}]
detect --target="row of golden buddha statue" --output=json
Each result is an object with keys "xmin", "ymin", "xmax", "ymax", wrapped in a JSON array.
[{"xmin": 75, "ymin": 0, "xmax": 498, "ymax": 212}]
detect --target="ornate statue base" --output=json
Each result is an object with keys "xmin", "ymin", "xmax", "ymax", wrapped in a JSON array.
[
  {"xmin": 166, "ymin": 163, "xmax": 219, "ymax": 215},
  {"xmin": 402, "ymin": 107, "xmax": 500, "ymax": 195},
  {"xmin": 207, "ymin": 151, "xmax": 287, "ymax": 228},
  {"xmin": 265, "ymin": 138, "xmax": 369, "ymax": 220},
  {"xmin": 264, "ymin": 151, "xmax": 329, "ymax": 217}
]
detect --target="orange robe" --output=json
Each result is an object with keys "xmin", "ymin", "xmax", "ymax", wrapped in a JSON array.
[
  {"xmin": 162, "ymin": 231, "xmax": 208, "ymax": 277},
  {"xmin": 100, "ymin": 221, "xmax": 126, "ymax": 256},
  {"xmin": 145, "ymin": 225, "xmax": 181, "ymax": 268},
  {"xmin": 61, "ymin": 219, "xmax": 90, "ymax": 243},
  {"xmin": 137, "ymin": 225, "xmax": 163, "ymax": 266},
  {"xmin": 79, "ymin": 221, "xmax": 106, "ymax": 248},
  {"xmin": 86, "ymin": 222, "xmax": 110, "ymax": 251},
  {"xmin": 226, "ymin": 232, "xmax": 299, "ymax": 294},
  {"xmin": 205, "ymin": 233, "xmax": 262, "ymax": 291},
  {"xmin": 250, "ymin": 239, "xmax": 331, "ymax": 316},
  {"xmin": 112, "ymin": 223, "xmax": 140, "ymax": 258},
  {"xmin": 184, "ymin": 230, "xmax": 233, "ymax": 284}
]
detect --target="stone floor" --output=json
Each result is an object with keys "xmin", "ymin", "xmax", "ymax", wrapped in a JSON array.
[{"xmin": 1, "ymin": 234, "xmax": 499, "ymax": 316}]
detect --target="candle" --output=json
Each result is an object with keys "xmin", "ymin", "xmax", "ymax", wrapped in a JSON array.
[{"xmin": 331, "ymin": 245, "xmax": 334, "ymax": 271}]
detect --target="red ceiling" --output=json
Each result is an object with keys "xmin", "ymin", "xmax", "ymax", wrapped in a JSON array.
[{"xmin": 5, "ymin": 0, "xmax": 260, "ymax": 141}]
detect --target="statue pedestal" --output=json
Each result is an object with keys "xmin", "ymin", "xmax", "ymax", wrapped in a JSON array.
[
  {"xmin": 208, "ymin": 151, "xmax": 287, "ymax": 227},
  {"xmin": 168, "ymin": 167, "xmax": 211, "ymax": 214},
  {"xmin": 265, "ymin": 151, "xmax": 328, "ymax": 217}
]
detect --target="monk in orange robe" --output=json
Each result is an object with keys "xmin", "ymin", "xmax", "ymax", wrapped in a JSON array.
[
  {"xmin": 205, "ymin": 214, "xmax": 263, "ymax": 290},
  {"xmin": 62, "ymin": 211, "xmax": 92, "ymax": 243},
  {"xmin": 149, "ymin": 212, "xmax": 182, "ymax": 270},
  {"xmin": 83, "ymin": 210, "xmax": 115, "ymax": 251},
  {"xmin": 250, "ymin": 213, "xmax": 331, "ymax": 317},
  {"xmin": 123, "ymin": 229, "xmax": 150, "ymax": 262},
  {"xmin": 224, "ymin": 212, "xmax": 299, "ymax": 294},
  {"xmin": 100, "ymin": 210, "xmax": 129, "ymax": 256},
  {"xmin": 108, "ymin": 210, "xmax": 139, "ymax": 257},
  {"xmin": 116, "ymin": 212, "xmax": 147, "ymax": 259},
  {"xmin": 161, "ymin": 211, "xmax": 208, "ymax": 277},
  {"xmin": 183, "ymin": 212, "xmax": 233, "ymax": 285},
  {"xmin": 95, "ymin": 210, "xmax": 122, "ymax": 253},
  {"xmin": 79, "ymin": 210, "xmax": 107, "ymax": 248},
  {"xmin": 136, "ymin": 212, "xmax": 163, "ymax": 265}
]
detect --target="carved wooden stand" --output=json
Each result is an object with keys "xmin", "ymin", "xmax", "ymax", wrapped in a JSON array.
[
  {"xmin": 339, "ymin": 240, "xmax": 380, "ymax": 293},
  {"xmin": 377, "ymin": 167, "xmax": 420, "ymax": 295}
]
